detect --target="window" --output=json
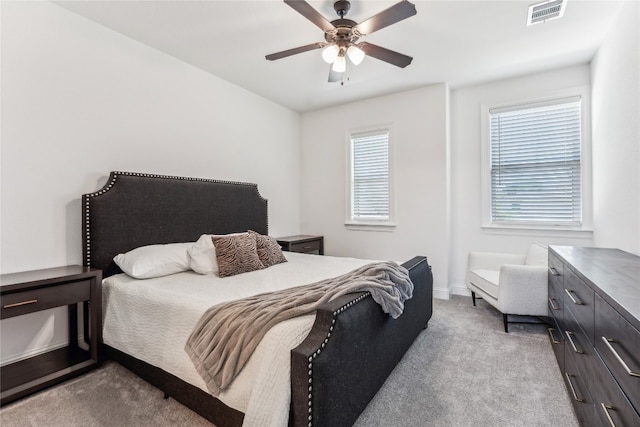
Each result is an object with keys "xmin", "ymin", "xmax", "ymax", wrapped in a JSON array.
[
  {"xmin": 488, "ymin": 97, "xmax": 582, "ymax": 226},
  {"xmin": 347, "ymin": 127, "xmax": 394, "ymax": 228}
]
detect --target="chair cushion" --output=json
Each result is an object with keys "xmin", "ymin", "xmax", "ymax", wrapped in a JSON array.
[
  {"xmin": 525, "ymin": 242, "xmax": 548, "ymax": 266},
  {"xmin": 468, "ymin": 269, "xmax": 500, "ymax": 299}
]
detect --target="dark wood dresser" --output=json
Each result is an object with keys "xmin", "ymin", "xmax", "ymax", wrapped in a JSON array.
[
  {"xmin": 0, "ymin": 265, "xmax": 102, "ymax": 405},
  {"xmin": 548, "ymin": 246, "xmax": 639, "ymax": 426}
]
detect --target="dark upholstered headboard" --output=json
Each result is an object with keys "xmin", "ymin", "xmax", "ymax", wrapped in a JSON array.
[{"xmin": 82, "ymin": 171, "xmax": 268, "ymax": 277}]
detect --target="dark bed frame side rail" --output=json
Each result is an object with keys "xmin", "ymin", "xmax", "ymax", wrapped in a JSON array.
[{"xmin": 291, "ymin": 256, "xmax": 433, "ymax": 427}]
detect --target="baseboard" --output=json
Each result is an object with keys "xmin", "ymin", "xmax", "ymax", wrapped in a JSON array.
[
  {"xmin": 451, "ymin": 283, "xmax": 471, "ymax": 297},
  {"xmin": 433, "ymin": 286, "xmax": 452, "ymax": 300}
]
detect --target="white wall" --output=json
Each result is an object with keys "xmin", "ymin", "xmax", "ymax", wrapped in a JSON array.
[
  {"xmin": 449, "ymin": 64, "xmax": 595, "ymax": 294},
  {"xmin": 3, "ymin": 1, "xmax": 638, "ymax": 365},
  {"xmin": 0, "ymin": 2, "xmax": 301, "ymax": 363},
  {"xmin": 300, "ymin": 84, "xmax": 451, "ymax": 298},
  {"xmin": 591, "ymin": 0, "xmax": 640, "ymax": 255}
]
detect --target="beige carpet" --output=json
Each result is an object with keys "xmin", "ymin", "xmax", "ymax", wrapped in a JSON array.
[{"xmin": 0, "ymin": 295, "xmax": 578, "ymax": 426}]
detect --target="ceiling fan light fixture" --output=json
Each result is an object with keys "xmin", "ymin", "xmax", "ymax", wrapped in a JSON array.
[
  {"xmin": 322, "ymin": 45, "xmax": 339, "ymax": 63},
  {"xmin": 347, "ymin": 45, "xmax": 365, "ymax": 65},
  {"xmin": 266, "ymin": 0, "xmax": 417, "ymax": 80},
  {"xmin": 332, "ymin": 55, "xmax": 346, "ymax": 72}
]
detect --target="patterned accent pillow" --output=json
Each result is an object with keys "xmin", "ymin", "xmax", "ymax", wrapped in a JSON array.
[
  {"xmin": 249, "ymin": 230, "xmax": 288, "ymax": 268},
  {"xmin": 212, "ymin": 233, "xmax": 264, "ymax": 277}
]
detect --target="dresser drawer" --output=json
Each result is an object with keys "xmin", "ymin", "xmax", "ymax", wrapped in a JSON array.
[
  {"xmin": 595, "ymin": 294, "xmax": 640, "ymax": 413},
  {"xmin": 564, "ymin": 307, "xmax": 598, "ymax": 386},
  {"xmin": 564, "ymin": 351, "xmax": 599, "ymax": 427},
  {"xmin": 563, "ymin": 268, "xmax": 595, "ymax": 345},
  {"xmin": 592, "ymin": 350, "xmax": 640, "ymax": 427},
  {"xmin": 548, "ymin": 252, "xmax": 564, "ymax": 320},
  {"xmin": 548, "ymin": 285, "xmax": 563, "ymax": 323},
  {"xmin": 1, "ymin": 280, "xmax": 91, "ymax": 319},
  {"xmin": 289, "ymin": 240, "xmax": 322, "ymax": 254},
  {"xmin": 548, "ymin": 317, "xmax": 565, "ymax": 373}
]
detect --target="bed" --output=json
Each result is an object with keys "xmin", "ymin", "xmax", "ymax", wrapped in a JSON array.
[{"xmin": 82, "ymin": 171, "xmax": 433, "ymax": 427}]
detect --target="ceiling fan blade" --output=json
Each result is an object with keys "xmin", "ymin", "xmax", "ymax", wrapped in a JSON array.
[
  {"xmin": 359, "ymin": 42, "xmax": 413, "ymax": 68},
  {"xmin": 266, "ymin": 42, "xmax": 327, "ymax": 61},
  {"xmin": 355, "ymin": 0, "xmax": 417, "ymax": 35},
  {"xmin": 284, "ymin": 0, "xmax": 335, "ymax": 32}
]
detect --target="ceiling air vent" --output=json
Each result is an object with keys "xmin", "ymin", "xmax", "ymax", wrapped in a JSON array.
[{"xmin": 527, "ymin": 0, "xmax": 567, "ymax": 26}]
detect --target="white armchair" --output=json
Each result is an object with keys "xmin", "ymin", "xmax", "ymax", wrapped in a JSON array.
[{"xmin": 466, "ymin": 243, "xmax": 549, "ymax": 332}]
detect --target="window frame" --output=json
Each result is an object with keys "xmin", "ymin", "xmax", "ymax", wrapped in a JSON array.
[
  {"xmin": 345, "ymin": 125, "xmax": 396, "ymax": 231},
  {"xmin": 480, "ymin": 88, "xmax": 593, "ymax": 237}
]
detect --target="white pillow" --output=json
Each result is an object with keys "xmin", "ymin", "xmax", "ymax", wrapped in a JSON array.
[
  {"xmin": 114, "ymin": 242, "xmax": 192, "ymax": 279},
  {"xmin": 188, "ymin": 233, "xmax": 248, "ymax": 275},
  {"xmin": 188, "ymin": 234, "xmax": 218, "ymax": 275},
  {"xmin": 525, "ymin": 242, "xmax": 548, "ymax": 266}
]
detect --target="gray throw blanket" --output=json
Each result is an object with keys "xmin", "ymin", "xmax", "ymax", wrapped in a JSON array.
[{"xmin": 184, "ymin": 261, "xmax": 413, "ymax": 395}]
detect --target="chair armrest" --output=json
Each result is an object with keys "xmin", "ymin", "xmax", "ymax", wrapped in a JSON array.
[
  {"xmin": 467, "ymin": 252, "xmax": 526, "ymax": 272},
  {"xmin": 497, "ymin": 265, "xmax": 548, "ymax": 316}
]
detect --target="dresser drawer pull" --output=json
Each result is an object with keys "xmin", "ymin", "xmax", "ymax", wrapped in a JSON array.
[
  {"xmin": 549, "ymin": 267, "xmax": 560, "ymax": 276},
  {"xmin": 599, "ymin": 403, "xmax": 617, "ymax": 427},
  {"xmin": 601, "ymin": 336, "xmax": 640, "ymax": 378},
  {"xmin": 3, "ymin": 299, "xmax": 38, "ymax": 309},
  {"xmin": 565, "ymin": 331, "xmax": 583, "ymax": 354},
  {"xmin": 548, "ymin": 298, "xmax": 560, "ymax": 311},
  {"xmin": 547, "ymin": 327, "xmax": 560, "ymax": 344},
  {"xmin": 564, "ymin": 289, "xmax": 583, "ymax": 305},
  {"xmin": 565, "ymin": 373, "xmax": 584, "ymax": 402},
  {"xmin": 303, "ymin": 246, "xmax": 312, "ymax": 250}
]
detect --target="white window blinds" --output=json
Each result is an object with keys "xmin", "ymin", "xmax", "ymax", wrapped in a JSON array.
[
  {"xmin": 490, "ymin": 97, "xmax": 582, "ymax": 224},
  {"xmin": 350, "ymin": 129, "xmax": 390, "ymax": 221}
]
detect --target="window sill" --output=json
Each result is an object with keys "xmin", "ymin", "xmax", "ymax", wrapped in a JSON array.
[
  {"xmin": 345, "ymin": 222, "xmax": 396, "ymax": 232},
  {"xmin": 482, "ymin": 224, "xmax": 593, "ymax": 239}
]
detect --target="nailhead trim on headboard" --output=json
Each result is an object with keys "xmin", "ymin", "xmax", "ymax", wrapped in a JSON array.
[
  {"xmin": 305, "ymin": 292, "xmax": 371, "ymax": 426},
  {"xmin": 82, "ymin": 171, "xmax": 268, "ymax": 268}
]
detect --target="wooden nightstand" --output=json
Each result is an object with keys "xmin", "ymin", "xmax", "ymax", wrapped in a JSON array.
[
  {"xmin": 276, "ymin": 235, "xmax": 324, "ymax": 255},
  {"xmin": 0, "ymin": 265, "xmax": 102, "ymax": 406}
]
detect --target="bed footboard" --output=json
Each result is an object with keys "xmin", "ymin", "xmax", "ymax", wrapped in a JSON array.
[{"xmin": 290, "ymin": 256, "xmax": 433, "ymax": 427}]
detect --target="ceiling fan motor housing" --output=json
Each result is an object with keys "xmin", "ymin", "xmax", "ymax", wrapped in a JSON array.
[{"xmin": 325, "ymin": 19, "xmax": 360, "ymax": 48}]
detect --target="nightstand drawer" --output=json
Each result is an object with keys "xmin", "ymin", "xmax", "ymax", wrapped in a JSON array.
[
  {"xmin": 1, "ymin": 280, "xmax": 91, "ymax": 319},
  {"xmin": 289, "ymin": 240, "xmax": 321, "ymax": 254},
  {"xmin": 277, "ymin": 235, "xmax": 324, "ymax": 255}
]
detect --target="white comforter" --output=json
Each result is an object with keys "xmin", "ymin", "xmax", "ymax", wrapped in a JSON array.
[{"xmin": 102, "ymin": 252, "xmax": 373, "ymax": 427}]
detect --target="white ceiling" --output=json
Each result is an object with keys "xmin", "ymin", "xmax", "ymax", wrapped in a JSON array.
[{"xmin": 54, "ymin": 0, "xmax": 624, "ymax": 112}]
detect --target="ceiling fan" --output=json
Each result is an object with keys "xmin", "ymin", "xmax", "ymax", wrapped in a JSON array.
[{"xmin": 265, "ymin": 0, "xmax": 417, "ymax": 82}]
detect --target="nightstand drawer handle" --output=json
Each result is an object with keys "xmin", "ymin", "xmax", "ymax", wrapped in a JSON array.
[
  {"xmin": 602, "ymin": 336, "xmax": 640, "ymax": 378},
  {"xmin": 303, "ymin": 245, "xmax": 312, "ymax": 250},
  {"xmin": 547, "ymin": 327, "xmax": 560, "ymax": 344},
  {"xmin": 3, "ymin": 299, "xmax": 38, "ymax": 309}
]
